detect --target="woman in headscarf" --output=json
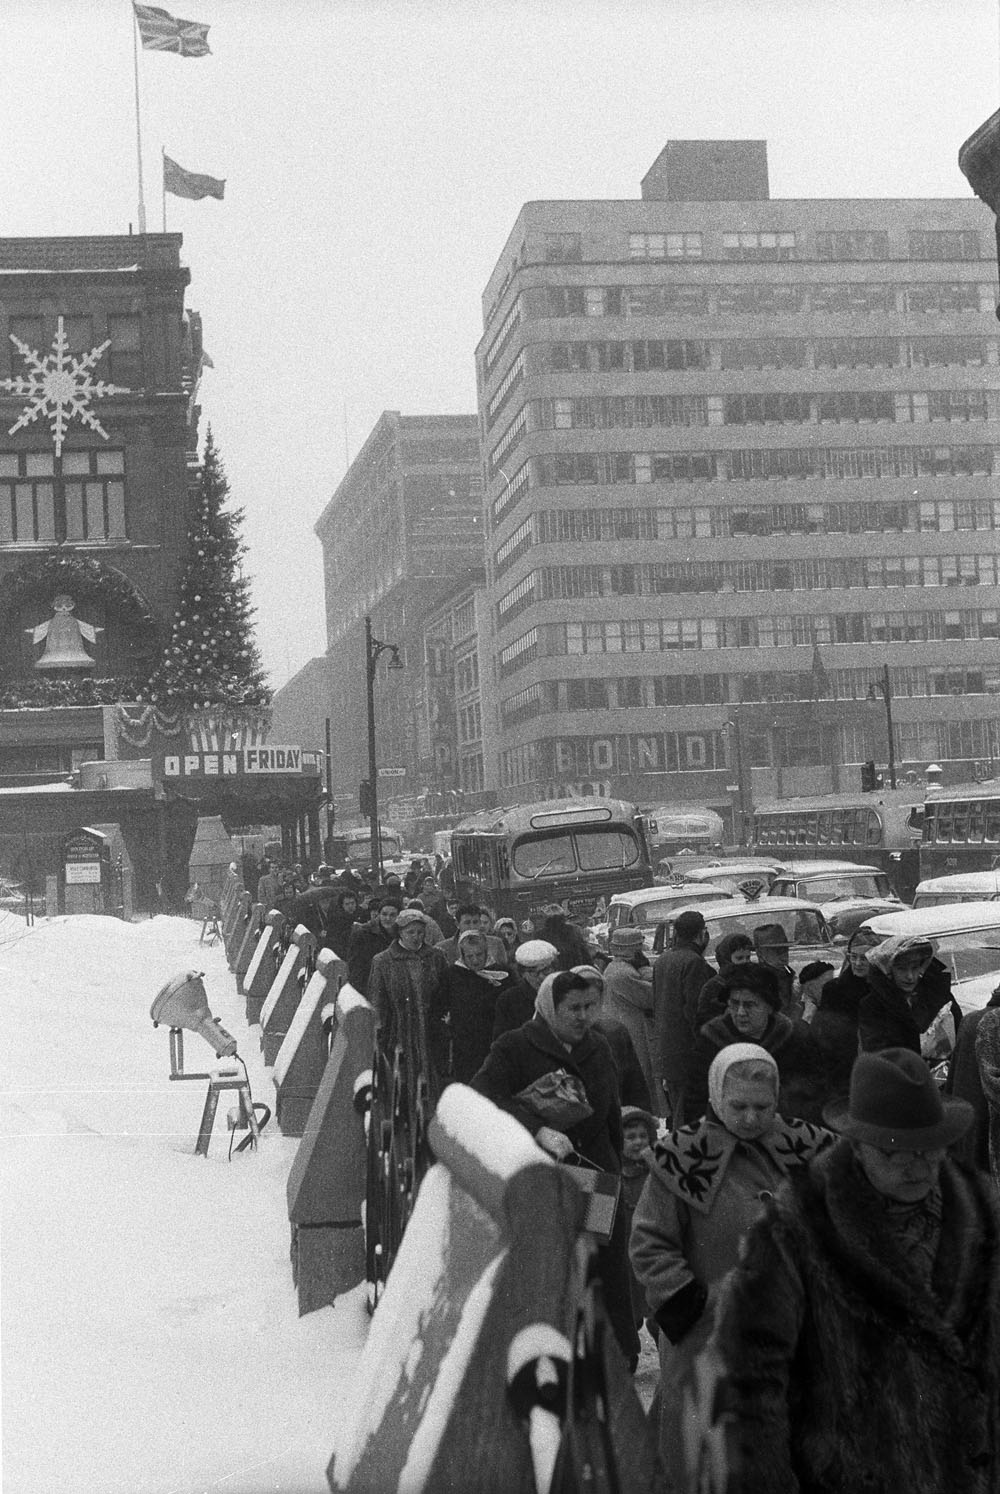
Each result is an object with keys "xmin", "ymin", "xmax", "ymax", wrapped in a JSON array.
[
  {"xmin": 859, "ymin": 931, "xmax": 959, "ymax": 1055},
  {"xmin": 471, "ymin": 968, "xmax": 639, "ymax": 1366},
  {"xmin": 686, "ymin": 964, "xmax": 825, "ymax": 1124},
  {"xmin": 492, "ymin": 916, "xmax": 520, "ymax": 969},
  {"xmin": 630, "ymin": 1043, "xmax": 832, "ymax": 1490},
  {"xmin": 695, "ymin": 931, "xmax": 756, "ymax": 1025}
]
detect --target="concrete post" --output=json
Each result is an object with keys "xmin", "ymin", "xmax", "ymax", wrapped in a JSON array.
[
  {"xmin": 273, "ymin": 949, "xmax": 346, "ymax": 1137},
  {"xmin": 243, "ymin": 909, "xmax": 285, "ymax": 1025},
  {"xmin": 260, "ymin": 924, "xmax": 316, "ymax": 1066}
]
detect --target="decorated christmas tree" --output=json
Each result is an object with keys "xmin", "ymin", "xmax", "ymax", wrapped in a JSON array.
[{"xmin": 145, "ymin": 429, "xmax": 270, "ymax": 714}]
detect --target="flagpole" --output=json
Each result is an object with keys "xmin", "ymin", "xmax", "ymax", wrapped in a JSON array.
[{"xmin": 132, "ymin": 8, "xmax": 147, "ymax": 233}]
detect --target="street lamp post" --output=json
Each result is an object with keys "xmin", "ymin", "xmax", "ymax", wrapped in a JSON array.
[
  {"xmin": 867, "ymin": 664, "xmax": 897, "ymax": 790},
  {"xmin": 365, "ymin": 615, "xmax": 403, "ymax": 881}
]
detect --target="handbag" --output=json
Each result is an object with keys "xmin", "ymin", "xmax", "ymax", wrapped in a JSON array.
[
  {"xmin": 562, "ymin": 1152, "xmax": 621, "ymax": 1244},
  {"xmin": 514, "ymin": 1068, "xmax": 595, "ymax": 1128}
]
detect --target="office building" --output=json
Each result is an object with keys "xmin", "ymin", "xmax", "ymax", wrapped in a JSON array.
[{"xmin": 477, "ymin": 140, "xmax": 1000, "ymax": 807}]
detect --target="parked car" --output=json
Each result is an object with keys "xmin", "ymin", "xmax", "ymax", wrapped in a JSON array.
[
  {"xmin": 650, "ymin": 896, "xmax": 834, "ymax": 975},
  {"xmin": 665, "ymin": 858, "xmax": 784, "ymax": 901},
  {"xmin": 860, "ymin": 901, "xmax": 1000, "ymax": 1014},
  {"xmin": 769, "ymin": 859, "xmax": 903, "ymax": 908},
  {"xmin": 822, "ymin": 897, "xmax": 907, "ymax": 940},
  {"xmin": 912, "ymin": 871, "xmax": 1000, "ymax": 909},
  {"xmin": 593, "ymin": 883, "xmax": 736, "ymax": 954}
]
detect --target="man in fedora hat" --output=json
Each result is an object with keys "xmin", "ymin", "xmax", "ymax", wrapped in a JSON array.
[{"xmin": 711, "ymin": 1047, "xmax": 1000, "ymax": 1493}]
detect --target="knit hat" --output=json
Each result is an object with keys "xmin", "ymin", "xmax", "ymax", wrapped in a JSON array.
[
  {"xmin": 824, "ymin": 1047, "xmax": 972, "ymax": 1149},
  {"xmin": 609, "ymin": 927, "xmax": 645, "ymax": 953},
  {"xmin": 514, "ymin": 938, "xmax": 558, "ymax": 970},
  {"xmin": 395, "ymin": 908, "xmax": 429, "ymax": 928},
  {"xmin": 719, "ymin": 962, "xmax": 782, "ymax": 1011}
]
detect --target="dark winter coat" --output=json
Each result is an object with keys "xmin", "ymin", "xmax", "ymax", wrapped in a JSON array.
[
  {"xmin": 713, "ymin": 1140, "xmax": 1000, "ymax": 1494},
  {"xmin": 593, "ymin": 1014, "xmax": 653, "ymax": 1111},
  {"xmin": 687, "ymin": 1012, "xmax": 825, "ymax": 1125},
  {"xmin": 491, "ymin": 976, "xmax": 538, "ymax": 1041},
  {"xmin": 430, "ymin": 963, "xmax": 505, "ymax": 1084},
  {"xmin": 471, "ymin": 1014, "xmax": 623, "ymax": 1172},
  {"xmin": 808, "ymin": 966, "xmax": 865, "ymax": 1103},
  {"xmin": 367, "ymin": 938, "xmax": 449, "ymax": 1055},
  {"xmin": 322, "ymin": 892, "xmax": 361, "ymax": 958},
  {"xmin": 653, "ymin": 941, "xmax": 715, "ymax": 1101},
  {"xmin": 345, "ymin": 922, "xmax": 394, "ymax": 996},
  {"xmin": 859, "ymin": 956, "xmax": 955, "ymax": 1053},
  {"xmin": 947, "ymin": 996, "xmax": 1000, "ymax": 1172},
  {"xmin": 538, "ymin": 914, "xmax": 592, "ymax": 971},
  {"xmin": 976, "ymin": 1006, "xmax": 1000, "ymax": 1190}
]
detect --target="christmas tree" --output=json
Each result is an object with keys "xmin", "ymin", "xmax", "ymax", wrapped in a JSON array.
[{"xmin": 145, "ymin": 429, "xmax": 270, "ymax": 713}]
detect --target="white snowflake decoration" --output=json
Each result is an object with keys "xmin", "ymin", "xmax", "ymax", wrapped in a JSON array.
[{"xmin": 0, "ymin": 315, "xmax": 130, "ymax": 456}]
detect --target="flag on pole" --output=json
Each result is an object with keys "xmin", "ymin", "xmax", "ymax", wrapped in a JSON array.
[
  {"xmin": 164, "ymin": 155, "xmax": 225, "ymax": 201},
  {"xmin": 133, "ymin": 3, "xmax": 211, "ymax": 57}
]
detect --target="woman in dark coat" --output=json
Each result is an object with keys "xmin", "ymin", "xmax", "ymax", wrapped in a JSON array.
[
  {"xmin": 687, "ymin": 964, "xmax": 824, "ymax": 1124},
  {"xmin": 430, "ymin": 929, "xmax": 510, "ymax": 1084},
  {"xmin": 712, "ymin": 1048, "xmax": 1000, "ymax": 1494},
  {"xmin": 859, "ymin": 932, "xmax": 959, "ymax": 1055},
  {"xmin": 471, "ymin": 969, "xmax": 639, "ymax": 1365},
  {"xmin": 572, "ymin": 963, "xmax": 653, "ymax": 1112},
  {"xmin": 808, "ymin": 926, "xmax": 880, "ymax": 1101},
  {"xmin": 323, "ymin": 888, "xmax": 361, "ymax": 958}
]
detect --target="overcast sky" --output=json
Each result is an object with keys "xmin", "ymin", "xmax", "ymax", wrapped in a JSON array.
[{"xmin": 2, "ymin": 0, "xmax": 998, "ymax": 688}]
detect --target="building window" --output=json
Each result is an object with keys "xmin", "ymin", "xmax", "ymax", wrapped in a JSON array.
[
  {"xmin": 485, "ymin": 351, "xmax": 525, "ymax": 430},
  {"xmin": 546, "ymin": 286, "xmax": 586, "ymax": 317},
  {"xmin": 628, "ymin": 232, "xmax": 702, "ymax": 260},
  {"xmin": 811, "ymin": 283, "xmax": 897, "ymax": 314},
  {"xmin": 815, "ymin": 230, "xmax": 889, "ymax": 260},
  {"xmin": 813, "ymin": 337, "xmax": 899, "ymax": 369},
  {"xmin": 544, "ymin": 232, "xmax": 582, "ymax": 263},
  {"xmin": 720, "ymin": 339, "xmax": 807, "ymax": 370},
  {"xmin": 63, "ymin": 448, "xmax": 126, "ymax": 540},
  {"xmin": 905, "ymin": 282, "xmax": 983, "ymax": 314},
  {"xmin": 0, "ymin": 450, "xmax": 55, "ymax": 542},
  {"xmin": 721, "ymin": 231, "xmax": 796, "ymax": 261},
  {"xmin": 107, "ymin": 314, "xmax": 142, "ymax": 386},
  {"xmin": 908, "ymin": 230, "xmax": 981, "ymax": 261},
  {"xmin": 716, "ymin": 284, "xmax": 806, "ymax": 315},
  {"xmin": 494, "ymin": 517, "xmax": 532, "ymax": 576},
  {"xmin": 484, "ymin": 299, "xmax": 522, "ymax": 379}
]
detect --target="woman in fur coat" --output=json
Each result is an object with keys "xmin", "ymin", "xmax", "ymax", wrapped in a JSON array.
[
  {"xmin": 712, "ymin": 1047, "xmax": 1000, "ymax": 1494},
  {"xmin": 629, "ymin": 1043, "xmax": 833, "ymax": 1489}
]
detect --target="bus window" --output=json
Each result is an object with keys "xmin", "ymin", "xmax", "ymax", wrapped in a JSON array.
[
  {"xmin": 817, "ymin": 811, "xmax": 832, "ymax": 845},
  {"xmin": 936, "ymin": 808, "xmax": 954, "ymax": 843},
  {"xmin": 865, "ymin": 810, "xmax": 883, "ymax": 846},
  {"xmin": 794, "ymin": 817, "xmax": 809, "ymax": 846},
  {"xmin": 512, "ymin": 835, "xmax": 575, "ymax": 879},
  {"xmin": 952, "ymin": 805, "xmax": 970, "ymax": 844},
  {"xmin": 986, "ymin": 805, "xmax": 1000, "ymax": 844},
  {"xmin": 968, "ymin": 802, "xmax": 987, "ymax": 843},
  {"xmin": 577, "ymin": 829, "xmax": 640, "ymax": 871},
  {"xmin": 831, "ymin": 812, "xmax": 845, "ymax": 845}
]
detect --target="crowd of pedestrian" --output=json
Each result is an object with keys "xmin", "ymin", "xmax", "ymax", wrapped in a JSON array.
[{"xmin": 249, "ymin": 851, "xmax": 1000, "ymax": 1486}]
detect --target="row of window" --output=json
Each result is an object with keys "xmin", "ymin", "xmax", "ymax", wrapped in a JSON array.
[
  {"xmin": 532, "ymin": 281, "xmax": 989, "ymax": 321},
  {"xmin": 458, "ymin": 701, "xmax": 482, "ymax": 745},
  {"xmin": 530, "ymin": 443, "xmax": 996, "ymax": 488},
  {"xmin": 5, "ymin": 315, "xmax": 142, "ymax": 386},
  {"xmin": 527, "ymin": 497, "xmax": 1000, "ymax": 545},
  {"xmin": 541, "ymin": 335, "xmax": 992, "ymax": 375},
  {"xmin": 500, "ymin": 666, "xmax": 1000, "ymax": 721},
  {"xmin": 497, "ymin": 544, "xmax": 1000, "ymax": 597},
  {"xmin": 545, "ymin": 228, "xmax": 982, "ymax": 265},
  {"xmin": 532, "ymin": 390, "xmax": 995, "ymax": 433},
  {"xmin": 0, "ymin": 449, "xmax": 127, "ymax": 543}
]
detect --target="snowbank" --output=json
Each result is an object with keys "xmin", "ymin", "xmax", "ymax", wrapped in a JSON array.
[{"xmin": 1, "ymin": 913, "xmax": 366, "ymax": 1494}]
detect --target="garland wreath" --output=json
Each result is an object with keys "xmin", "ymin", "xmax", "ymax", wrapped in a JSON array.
[{"xmin": 0, "ymin": 553, "xmax": 157, "ymax": 629}]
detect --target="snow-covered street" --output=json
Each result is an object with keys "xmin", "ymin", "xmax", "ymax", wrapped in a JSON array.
[{"xmin": 0, "ymin": 913, "xmax": 367, "ymax": 1494}]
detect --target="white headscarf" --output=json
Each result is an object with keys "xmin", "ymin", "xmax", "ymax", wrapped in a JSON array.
[{"xmin": 708, "ymin": 1042, "xmax": 779, "ymax": 1120}]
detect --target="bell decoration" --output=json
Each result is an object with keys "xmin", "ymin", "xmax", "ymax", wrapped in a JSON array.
[{"xmin": 27, "ymin": 594, "xmax": 102, "ymax": 672}]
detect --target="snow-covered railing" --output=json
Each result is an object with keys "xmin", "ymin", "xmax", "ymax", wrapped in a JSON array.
[
  {"xmin": 273, "ymin": 947, "xmax": 347, "ymax": 1137},
  {"xmin": 260, "ymin": 924, "xmax": 316, "ymax": 1067},
  {"xmin": 328, "ymin": 1084, "xmax": 652, "ymax": 1494},
  {"xmin": 233, "ymin": 901, "xmax": 264, "ymax": 993},
  {"xmin": 243, "ymin": 908, "xmax": 284, "ymax": 1024}
]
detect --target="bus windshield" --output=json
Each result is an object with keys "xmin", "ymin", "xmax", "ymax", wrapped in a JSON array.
[{"xmin": 512, "ymin": 827, "xmax": 640, "ymax": 879}]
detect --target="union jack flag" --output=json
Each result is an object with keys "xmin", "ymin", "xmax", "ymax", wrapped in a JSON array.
[{"xmin": 133, "ymin": 3, "xmax": 211, "ymax": 57}]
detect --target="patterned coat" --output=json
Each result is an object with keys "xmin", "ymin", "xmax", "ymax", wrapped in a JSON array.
[
  {"xmin": 712, "ymin": 1141, "xmax": 1000, "ymax": 1494},
  {"xmin": 630, "ymin": 1114, "xmax": 832, "ymax": 1488}
]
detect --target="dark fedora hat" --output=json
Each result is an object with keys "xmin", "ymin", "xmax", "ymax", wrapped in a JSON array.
[{"xmin": 823, "ymin": 1047, "xmax": 972, "ymax": 1150}]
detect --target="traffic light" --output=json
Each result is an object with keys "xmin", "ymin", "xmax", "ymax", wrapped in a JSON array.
[
  {"xmin": 359, "ymin": 779, "xmax": 372, "ymax": 818},
  {"xmin": 861, "ymin": 760, "xmax": 877, "ymax": 792}
]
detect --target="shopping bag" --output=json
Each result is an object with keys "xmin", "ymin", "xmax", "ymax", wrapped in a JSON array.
[
  {"xmin": 562, "ymin": 1153, "xmax": 620, "ymax": 1243},
  {"xmin": 514, "ymin": 1068, "xmax": 595, "ymax": 1128}
]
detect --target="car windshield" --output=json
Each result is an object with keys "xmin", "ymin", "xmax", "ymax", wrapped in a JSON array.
[
  {"xmin": 927, "ymin": 927, "xmax": 1000, "ymax": 984},
  {"xmin": 701, "ymin": 907, "xmax": 830, "ymax": 957},
  {"xmin": 802, "ymin": 873, "xmax": 890, "ymax": 900}
]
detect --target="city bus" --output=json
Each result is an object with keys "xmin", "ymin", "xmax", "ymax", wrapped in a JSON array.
[
  {"xmin": 645, "ymin": 806, "xmax": 726, "ymax": 860},
  {"xmin": 919, "ymin": 784, "xmax": 1000, "ymax": 881},
  {"xmin": 449, "ymin": 797, "xmax": 652, "ymax": 922},
  {"xmin": 750, "ymin": 791, "xmax": 924, "ymax": 901}
]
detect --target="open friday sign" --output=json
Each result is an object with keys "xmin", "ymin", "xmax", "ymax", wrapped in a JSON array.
[{"xmin": 161, "ymin": 746, "xmax": 308, "ymax": 777}]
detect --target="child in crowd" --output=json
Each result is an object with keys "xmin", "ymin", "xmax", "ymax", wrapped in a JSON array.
[{"xmin": 620, "ymin": 1105, "xmax": 659, "ymax": 1338}]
